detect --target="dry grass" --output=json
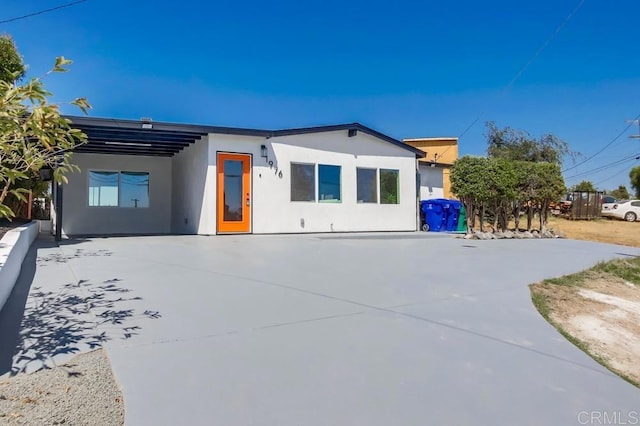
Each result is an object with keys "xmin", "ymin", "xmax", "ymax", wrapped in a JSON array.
[
  {"xmin": 547, "ymin": 216, "xmax": 640, "ymax": 248},
  {"xmin": 472, "ymin": 215, "xmax": 640, "ymax": 248},
  {"xmin": 530, "ymin": 257, "xmax": 640, "ymax": 387}
]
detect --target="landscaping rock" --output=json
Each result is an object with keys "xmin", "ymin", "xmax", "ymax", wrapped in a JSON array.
[{"xmin": 464, "ymin": 229, "xmax": 564, "ymax": 241}]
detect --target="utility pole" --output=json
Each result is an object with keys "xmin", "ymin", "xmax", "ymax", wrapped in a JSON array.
[{"xmin": 627, "ymin": 119, "xmax": 640, "ymax": 139}]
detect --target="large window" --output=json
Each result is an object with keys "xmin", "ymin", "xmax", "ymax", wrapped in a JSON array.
[
  {"xmin": 318, "ymin": 165, "xmax": 341, "ymax": 202},
  {"xmin": 89, "ymin": 171, "xmax": 118, "ymax": 206},
  {"xmin": 89, "ymin": 171, "xmax": 149, "ymax": 208},
  {"xmin": 356, "ymin": 168, "xmax": 377, "ymax": 203},
  {"xmin": 291, "ymin": 163, "xmax": 315, "ymax": 201},
  {"xmin": 380, "ymin": 169, "xmax": 399, "ymax": 204}
]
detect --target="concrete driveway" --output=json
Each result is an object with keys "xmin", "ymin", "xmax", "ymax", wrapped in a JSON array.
[{"xmin": 2, "ymin": 233, "xmax": 640, "ymax": 425}]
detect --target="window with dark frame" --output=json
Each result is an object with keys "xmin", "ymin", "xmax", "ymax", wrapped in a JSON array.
[
  {"xmin": 318, "ymin": 164, "xmax": 341, "ymax": 202},
  {"xmin": 291, "ymin": 163, "xmax": 315, "ymax": 201},
  {"xmin": 380, "ymin": 169, "xmax": 399, "ymax": 204},
  {"xmin": 89, "ymin": 171, "xmax": 149, "ymax": 208},
  {"xmin": 356, "ymin": 168, "xmax": 377, "ymax": 203}
]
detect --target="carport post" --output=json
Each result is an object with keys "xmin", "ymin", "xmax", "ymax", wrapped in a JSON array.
[{"xmin": 55, "ymin": 182, "xmax": 63, "ymax": 241}]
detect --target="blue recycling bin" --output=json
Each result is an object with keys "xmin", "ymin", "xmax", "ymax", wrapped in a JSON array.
[
  {"xmin": 421, "ymin": 199, "xmax": 463, "ymax": 232},
  {"xmin": 445, "ymin": 200, "xmax": 462, "ymax": 231},
  {"xmin": 420, "ymin": 200, "xmax": 445, "ymax": 232}
]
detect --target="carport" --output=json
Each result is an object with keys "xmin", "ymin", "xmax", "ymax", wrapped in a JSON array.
[{"xmin": 54, "ymin": 116, "xmax": 268, "ymax": 239}]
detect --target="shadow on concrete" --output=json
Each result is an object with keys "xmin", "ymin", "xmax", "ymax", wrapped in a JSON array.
[
  {"xmin": 0, "ymin": 238, "xmax": 161, "ymax": 376},
  {"xmin": 0, "ymin": 238, "xmax": 49, "ymax": 375},
  {"xmin": 36, "ymin": 247, "xmax": 113, "ymax": 266}
]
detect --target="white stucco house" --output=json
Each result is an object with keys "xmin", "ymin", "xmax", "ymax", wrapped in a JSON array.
[{"xmin": 51, "ymin": 117, "xmax": 425, "ymax": 238}]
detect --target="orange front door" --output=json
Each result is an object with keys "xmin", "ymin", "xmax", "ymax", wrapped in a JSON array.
[{"xmin": 217, "ymin": 153, "xmax": 252, "ymax": 233}]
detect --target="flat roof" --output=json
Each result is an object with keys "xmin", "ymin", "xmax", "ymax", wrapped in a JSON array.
[{"xmin": 403, "ymin": 137, "xmax": 458, "ymax": 142}]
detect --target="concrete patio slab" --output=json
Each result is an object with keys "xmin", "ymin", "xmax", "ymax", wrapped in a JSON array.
[{"xmin": 1, "ymin": 233, "xmax": 639, "ymax": 425}]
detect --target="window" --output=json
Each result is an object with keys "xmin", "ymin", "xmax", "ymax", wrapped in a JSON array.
[
  {"xmin": 291, "ymin": 163, "xmax": 315, "ymax": 201},
  {"xmin": 120, "ymin": 172, "xmax": 150, "ymax": 208},
  {"xmin": 357, "ymin": 168, "xmax": 377, "ymax": 203},
  {"xmin": 89, "ymin": 171, "xmax": 118, "ymax": 206},
  {"xmin": 380, "ymin": 169, "xmax": 399, "ymax": 204},
  {"xmin": 318, "ymin": 164, "xmax": 341, "ymax": 202},
  {"xmin": 89, "ymin": 171, "xmax": 149, "ymax": 207}
]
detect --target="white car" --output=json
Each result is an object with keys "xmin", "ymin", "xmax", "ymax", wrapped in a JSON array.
[
  {"xmin": 601, "ymin": 195, "xmax": 617, "ymax": 212},
  {"xmin": 601, "ymin": 200, "xmax": 640, "ymax": 222}
]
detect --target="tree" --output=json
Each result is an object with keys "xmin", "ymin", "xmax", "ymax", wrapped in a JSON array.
[
  {"xmin": 0, "ymin": 56, "xmax": 90, "ymax": 219},
  {"xmin": 452, "ymin": 122, "xmax": 568, "ymax": 234},
  {"xmin": 532, "ymin": 162, "xmax": 565, "ymax": 231},
  {"xmin": 631, "ymin": 166, "xmax": 640, "ymax": 198},
  {"xmin": 450, "ymin": 156, "xmax": 491, "ymax": 232},
  {"xmin": 572, "ymin": 180, "xmax": 596, "ymax": 192},
  {"xmin": 485, "ymin": 121, "xmax": 574, "ymax": 165},
  {"xmin": 0, "ymin": 35, "xmax": 25, "ymax": 83},
  {"xmin": 610, "ymin": 185, "xmax": 630, "ymax": 200}
]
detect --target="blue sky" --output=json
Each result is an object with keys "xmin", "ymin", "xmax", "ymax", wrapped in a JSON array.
[{"xmin": 2, "ymin": 0, "xmax": 640, "ymax": 191}]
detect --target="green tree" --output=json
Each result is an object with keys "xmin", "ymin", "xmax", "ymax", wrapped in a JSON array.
[
  {"xmin": 572, "ymin": 180, "xmax": 596, "ymax": 192},
  {"xmin": 609, "ymin": 185, "xmax": 630, "ymax": 200},
  {"xmin": 532, "ymin": 162, "xmax": 565, "ymax": 231},
  {"xmin": 631, "ymin": 166, "xmax": 640, "ymax": 198},
  {"xmin": 0, "ymin": 56, "xmax": 90, "ymax": 218},
  {"xmin": 450, "ymin": 156, "xmax": 491, "ymax": 232},
  {"xmin": 485, "ymin": 121, "xmax": 574, "ymax": 165},
  {"xmin": 485, "ymin": 158, "xmax": 518, "ymax": 231},
  {"xmin": 0, "ymin": 35, "xmax": 25, "ymax": 83}
]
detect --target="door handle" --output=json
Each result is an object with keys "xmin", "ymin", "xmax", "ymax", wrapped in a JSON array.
[{"xmin": 246, "ymin": 194, "xmax": 251, "ymax": 206}]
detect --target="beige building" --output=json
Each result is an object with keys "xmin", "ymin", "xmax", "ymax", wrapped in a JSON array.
[{"xmin": 403, "ymin": 137, "xmax": 459, "ymax": 199}]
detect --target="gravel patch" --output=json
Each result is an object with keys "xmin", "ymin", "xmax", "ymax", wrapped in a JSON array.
[{"xmin": 0, "ymin": 349, "xmax": 123, "ymax": 425}]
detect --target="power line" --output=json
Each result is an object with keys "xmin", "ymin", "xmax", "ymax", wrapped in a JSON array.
[
  {"xmin": 504, "ymin": 0, "xmax": 586, "ymax": 92},
  {"xmin": 0, "ymin": 0, "xmax": 89, "ymax": 25},
  {"xmin": 567, "ymin": 153, "xmax": 640, "ymax": 180},
  {"xmin": 562, "ymin": 111, "xmax": 640, "ymax": 173},
  {"xmin": 594, "ymin": 160, "xmax": 640, "ymax": 187},
  {"xmin": 458, "ymin": 0, "xmax": 586, "ymax": 140},
  {"xmin": 569, "ymin": 155, "xmax": 638, "ymax": 180}
]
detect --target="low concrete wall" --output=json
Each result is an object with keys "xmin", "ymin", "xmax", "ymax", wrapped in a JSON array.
[
  {"xmin": 0, "ymin": 222, "xmax": 39, "ymax": 312},
  {"xmin": 36, "ymin": 219, "xmax": 52, "ymax": 234}
]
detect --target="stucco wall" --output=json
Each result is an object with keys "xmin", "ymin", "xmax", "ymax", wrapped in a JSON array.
[
  {"xmin": 171, "ymin": 136, "xmax": 210, "ymax": 234},
  {"xmin": 0, "ymin": 222, "xmax": 38, "ymax": 313},
  {"xmin": 404, "ymin": 138, "xmax": 458, "ymax": 165},
  {"xmin": 210, "ymin": 130, "xmax": 418, "ymax": 234},
  {"xmin": 62, "ymin": 130, "xmax": 418, "ymax": 236},
  {"xmin": 419, "ymin": 163, "xmax": 445, "ymax": 200},
  {"xmin": 62, "ymin": 153, "xmax": 172, "ymax": 235}
]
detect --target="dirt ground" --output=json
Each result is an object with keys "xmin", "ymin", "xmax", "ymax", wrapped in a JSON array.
[
  {"xmin": 531, "ymin": 264, "xmax": 640, "ymax": 386},
  {"xmin": 547, "ymin": 216, "xmax": 640, "ymax": 247},
  {"xmin": 540, "ymin": 217, "xmax": 640, "ymax": 386}
]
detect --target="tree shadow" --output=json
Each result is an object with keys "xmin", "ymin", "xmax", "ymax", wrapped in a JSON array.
[
  {"xmin": 36, "ymin": 248, "xmax": 113, "ymax": 266},
  {"xmin": 0, "ymin": 239, "xmax": 161, "ymax": 376}
]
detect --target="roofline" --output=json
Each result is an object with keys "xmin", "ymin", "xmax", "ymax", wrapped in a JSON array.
[
  {"xmin": 65, "ymin": 115, "xmax": 271, "ymax": 137},
  {"xmin": 64, "ymin": 116, "xmax": 425, "ymax": 158},
  {"xmin": 418, "ymin": 159, "xmax": 454, "ymax": 167},
  {"xmin": 403, "ymin": 137, "xmax": 458, "ymax": 142},
  {"xmin": 271, "ymin": 123, "xmax": 425, "ymax": 157}
]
